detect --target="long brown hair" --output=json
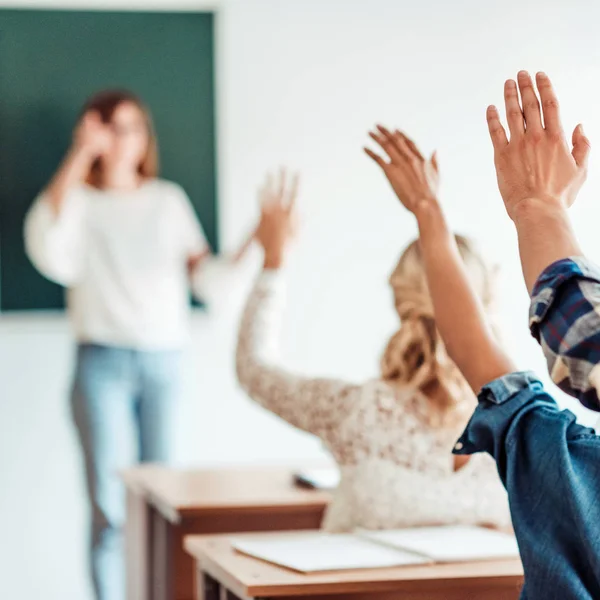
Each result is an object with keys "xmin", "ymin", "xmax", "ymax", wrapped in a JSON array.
[
  {"xmin": 380, "ymin": 235, "xmax": 497, "ymax": 428},
  {"xmin": 80, "ymin": 89, "xmax": 159, "ymax": 188}
]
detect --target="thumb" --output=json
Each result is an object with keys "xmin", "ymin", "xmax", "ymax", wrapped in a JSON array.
[
  {"xmin": 430, "ymin": 151, "xmax": 439, "ymax": 173},
  {"xmin": 572, "ymin": 124, "xmax": 591, "ymax": 168}
]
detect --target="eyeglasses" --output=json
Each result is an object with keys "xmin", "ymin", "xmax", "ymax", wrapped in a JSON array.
[{"xmin": 108, "ymin": 122, "xmax": 147, "ymax": 137}]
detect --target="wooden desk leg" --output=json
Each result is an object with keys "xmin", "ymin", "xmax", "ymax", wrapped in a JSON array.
[
  {"xmin": 151, "ymin": 507, "xmax": 175, "ymax": 600},
  {"xmin": 197, "ymin": 576, "xmax": 256, "ymax": 600},
  {"xmin": 196, "ymin": 571, "xmax": 220, "ymax": 600},
  {"xmin": 126, "ymin": 488, "xmax": 150, "ymax": 600}
]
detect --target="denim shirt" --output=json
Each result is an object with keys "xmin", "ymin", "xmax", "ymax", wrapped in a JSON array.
[{"xmin": 454, "ymin": 372, "xmax": 600, "ymax": 599}]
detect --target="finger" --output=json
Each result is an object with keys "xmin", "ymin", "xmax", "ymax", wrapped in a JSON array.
[
  {"xmin": 364, "ymin": 147, "xmax": 388, "ymax": 169},
  {"xmin": 517, "ymin": 70, "xmax": 543, "ymax": 133},
  {"xmin": 378, "ymin": 124, "xmax": 411, "ymax": 158},
  {"xmin": 266, "ymin": 172, "xmax": 276, "ymax": 200},
  {"xmin": 258, "ymin": 183, "xmax": 268, "ymax": 209},
  {"xmin": 83, "ymin": 111, "xmax": 105, "ymax": 130},
  {"xmin": 259, "ymin": 174, "xmax": 273, "ymax": 206},
  {"xmin": 277, "ymin": 168, "xmax": 287, "ymax": 201},
  {"xmin": 536, "ymin": 72, "xmax": 563, "ymax": 135},
  {"xmin": 83, "ymin": 109, "xmax": 101, "ymax": 122},
  {"xmin": 504, "ymin": 79, "xmax": 525, "ymax": 137},
  {"xmin": 430, "ymin": 151, "xmax": 439, "ymax": 173},
  {"xmin": 369, "ymin": 130, "xmax": 391, "ymax": 154},
  {"xmin": 375, "ymin": 124, "xmax": 408, "ymax": 162},
  {"xmin": 394, "ymin": 130, "xmax": 425, "ymax": 162},
  {"xmin": 369, "ymin": 131, "xmax": 400, "ymax": 162},
  {"xmin": 572, "ymin": 124, "xmax": 591, "ymax": 168},
  {"xmin": 486, "ymin": 105, "xmax": 508, "ymax": 150},
  {"xmin": 287, "ymin": 173, "xmax": 299, "ymax": 213}
]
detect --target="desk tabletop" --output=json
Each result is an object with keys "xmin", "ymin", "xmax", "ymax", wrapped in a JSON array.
[
  {"xmin": 184, "ymin": 533, "xmax": 524, "ymax": 598},
  {"xmin": 121, "ymin": 465, "xmax": 332, "ymax": 522}
]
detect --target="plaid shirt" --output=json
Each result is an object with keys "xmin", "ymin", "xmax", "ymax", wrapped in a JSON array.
[{"xmin": 530, "ymin": 257, "xmax": 600, "ymax": 412}]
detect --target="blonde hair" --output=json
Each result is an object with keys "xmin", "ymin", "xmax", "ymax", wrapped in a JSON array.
[{"xmin": 381, "ymin": 235, "xmax": 496, "ymax": 428}]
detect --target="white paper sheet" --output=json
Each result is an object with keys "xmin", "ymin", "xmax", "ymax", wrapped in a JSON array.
[
  {"xmin": 232, "ymin": 532, "xmax": 430, "ymax": 572},
  {"xmin": 359, "ymin": 525, "xmax": 520, "ymax": 563}
]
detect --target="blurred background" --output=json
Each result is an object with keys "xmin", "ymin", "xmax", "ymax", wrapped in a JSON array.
[{"xmin": 1, "ymin": 0, "xmax": 600, "ymax": 598}]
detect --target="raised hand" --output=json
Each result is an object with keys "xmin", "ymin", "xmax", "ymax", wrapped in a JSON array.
[
  {"xmin": 73, "ymin": 110, "xmax": 112, "ymax": 160},
  {"xmin": 366, "ymin": 126, "xmax": 515, "ymax": 395},
  {"xmin": 365, "ymin": 126, "xmax": 439, "ymax": 215},
  {"xmin": 255, "ymin": 169, "xmax": 299, "ymax": 269},
  {"xmin": 487, "ymin": 71, "xmax": 591, "ymax": 220}
]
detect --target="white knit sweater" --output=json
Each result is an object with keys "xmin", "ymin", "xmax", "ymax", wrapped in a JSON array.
[{"xmin": 236, "ymin": 270, "xmax": 512, "ymax": 532}]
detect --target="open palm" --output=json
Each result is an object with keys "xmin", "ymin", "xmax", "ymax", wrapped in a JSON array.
[{"xmin": 365, "ymin": 125, "xmax": 439, "ymax": 214}]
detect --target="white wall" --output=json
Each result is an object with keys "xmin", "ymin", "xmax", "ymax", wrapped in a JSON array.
[
  {"xmin": 216, "ymin": 0, "xmax": 600, "ymax": 418},
  {"xmin": 2, "ymin": 0, "xmax": 600, "ymax": 598}
]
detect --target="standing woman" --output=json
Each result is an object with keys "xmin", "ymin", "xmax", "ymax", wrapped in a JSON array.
[{"xmin": 24, "ymin": 90, "xmax": 228, "ymax": 600}]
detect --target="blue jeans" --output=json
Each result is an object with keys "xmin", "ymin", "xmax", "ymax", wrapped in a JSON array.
[{"xmin": 71, "ymin": 344, "xmax": 182, "ymax": 600}]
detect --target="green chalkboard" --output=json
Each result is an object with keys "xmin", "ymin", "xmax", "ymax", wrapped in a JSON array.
[{"xmin": 0, "ymin": 9, "xmax": 217, "ymax": 311}]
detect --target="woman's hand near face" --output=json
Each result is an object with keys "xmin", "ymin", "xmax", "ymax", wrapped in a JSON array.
[
  {"xmin": 43, "ymin": 111, "xmax": 111, "ymax": 216},
  {"xmin": 73, "ymin": 111, "xmax": 112, "ymax": 161},
  {"xmin": 256, "ymin": 169, "xmax": 299, "ymax": 270}
]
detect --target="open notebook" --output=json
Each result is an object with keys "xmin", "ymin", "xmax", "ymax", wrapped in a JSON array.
[{"xmin": 232, "ymin": 526, "xmax": 520, "ymax": 573}]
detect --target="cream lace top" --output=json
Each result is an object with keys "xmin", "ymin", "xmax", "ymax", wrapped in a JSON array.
[{"xmin": 236, "ymin": 271, "xmax": 512, "ymax": 532}]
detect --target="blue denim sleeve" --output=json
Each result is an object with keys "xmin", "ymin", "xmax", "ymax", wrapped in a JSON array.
[
  {"xmin": 454, "ymin": 372, "xmax": 600, "ymax": 599},
  {"xmin": 529, "ymin": 257, "xmax": 600, "ymax": 412}
]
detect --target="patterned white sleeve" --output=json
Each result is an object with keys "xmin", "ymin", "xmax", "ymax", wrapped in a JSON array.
[{"xmin": 235, "ymin": 270, "xmax": 361, "ymax": 439}]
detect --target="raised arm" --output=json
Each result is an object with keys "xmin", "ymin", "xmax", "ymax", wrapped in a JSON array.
[
  {"xmin": 24, "ymin": 112, "xmax": 110, "ymax": 285},
  {"xmin": 46, "ymin": 111, "xmax": 110, "ymax": 217},
  {"xmin": 487, "ymin": 71, "xmax": 600, "ymax": 412},
  {"xmin": 235, "ymin": 171, "xmax": 361, "ymax": 438},
  {"xmin": 365, "ymin": 126, "xmax": 600, "ymax": 599},
  {"xmin": 365, "ymin": 128, "xmax": 515, "ymax": 394}
]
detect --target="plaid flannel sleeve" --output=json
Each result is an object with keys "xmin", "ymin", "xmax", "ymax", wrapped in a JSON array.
[{"xmin": 529, "ymin": 257, "xmax": 600, "ymax": 412}]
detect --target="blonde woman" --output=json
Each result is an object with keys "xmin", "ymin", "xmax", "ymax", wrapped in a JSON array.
[{"xmin": 236, "ymin": 171, "xmax": 511, "ymax": 532}]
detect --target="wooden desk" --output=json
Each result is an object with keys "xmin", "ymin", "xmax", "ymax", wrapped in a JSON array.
[
  {"xmin": 184, "ymin": 533, "xmax": 524, "ymax": 600},
  {"xmin": 123, "ymin": 466, "xmax": 331, "ymax": 600}
]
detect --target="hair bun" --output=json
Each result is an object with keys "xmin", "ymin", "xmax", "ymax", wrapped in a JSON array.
[{"xmin": 392, "ymin": 284, "xmax": 434, "ymax": 321}]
